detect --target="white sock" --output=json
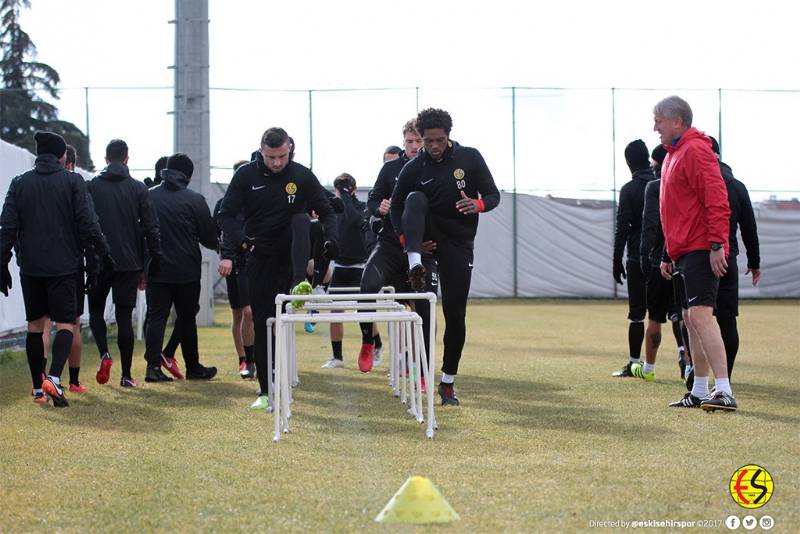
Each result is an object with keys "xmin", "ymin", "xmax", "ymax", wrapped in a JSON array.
[
  {"xmin": 441, "ymin": 373, "xmax": 455, "ymax": 384},
  {"xmin": 49, "ymin": 375, "xmax": 61, "ymax": 385},
  {"xmin": 408, "ymin": 252, "xmax": 421, "ymax": 269},
  {"xmin": 33, "ymin": 388, "xmax": 43, "ymax": 394},
  {"xmin": 629, "ymin": 357, "xmax": 640, "ymax": 364},
  {"xmin": 643, "ymin": 362, "xmax": 656, "ymax": 374},
  {"xmin": 715, "ymin": 377, "xmax": 732, "ymax": 396},
  {"xmin": 691, "ymin": 376, "xmax": 709, "ymax": 399}
]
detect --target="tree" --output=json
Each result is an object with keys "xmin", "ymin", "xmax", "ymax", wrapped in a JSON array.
[{"xmin": 0, "ymin": 0, "xmax": 94, "ymax": 169}]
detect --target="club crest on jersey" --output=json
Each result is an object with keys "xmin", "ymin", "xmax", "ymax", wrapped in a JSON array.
[
  {"xmin": 453, "ymin": 168, "xmax": 465, "ymax": 180},
  {"xmin": 285, "ymin": 182, "xmax": 297, "ymax": 195}
]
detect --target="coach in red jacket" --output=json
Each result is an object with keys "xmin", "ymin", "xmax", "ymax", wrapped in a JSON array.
[{"xmin": 653, "ymin": 95, "xmax": 736, "ymax": 412}]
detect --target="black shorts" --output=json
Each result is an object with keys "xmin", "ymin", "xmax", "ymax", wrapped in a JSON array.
[
  {"xmin": 329, "ymin": 264, "xmax": 364, "ymax": 290},
  {"xmin": 21, "ymin": 274, "xmax": 77, "ymax": 324},
  {"xmin": 226, "ymin": 271, "xmax": 250, "ymax": 309},
  {"xmin": 88, "ymin": 270, "xmax": 141, "ymax": 310},
  {"xmin": 626, "ymin": 259, "xmax": 646, "ymax": 321},
  {"xmin": 646, "ymin": 268, "xmax": 672, "ymax": 323},
  {"xmin": 715, "ymin": 254, "xmax": 739, "ymax": 317},
  {"xmin": 674, "ymin": 250, "xmax": 719, "ymax": 309}
]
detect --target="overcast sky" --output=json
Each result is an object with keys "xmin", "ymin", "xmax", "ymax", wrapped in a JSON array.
[{"xmin": 18, "ymin": 0, "xmax": 800, "ymax": 198}]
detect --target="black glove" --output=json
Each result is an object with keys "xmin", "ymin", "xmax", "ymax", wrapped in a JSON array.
[
  {"xmin": 613, "ymin": 260, "xmax": 626, "ymax": 285},
  {"xmin": 640, "ymin": 255, "xmax": 651, "ymax": 276},
  {"xmin": 369, "ymin": 215, "xmax": 383, "ymax": 235},
  {"xmin": 143, "ymin": 177, "xmax": 154, "ymax": 188},
  {"xmin": 1, "ymin": 263, "xmax": 11, "ymax": 297},
  {"xmin": 322, "ymin": 240, "xmax": 339, "ymax": 261},
  {"xmin": 147, "ymin": 254, "xmax": 162, "ymax": 277}
]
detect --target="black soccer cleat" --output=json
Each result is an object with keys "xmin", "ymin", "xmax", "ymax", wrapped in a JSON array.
[
  {"xmin": 408, "ymin": 263, "xmax": 426, "ymax": 292},
  {"xmin": 438, "ymin": 383, "xmax": 460, "ymax": 406},
  {"xmin": 145, "ymin": 366, "xmax": 174, "ymax": 383},
  {"xmin": 42, "ymin": 378, "xmax": 69, "ymax": 407},
  {"xmin": 668, "ymin": 392, "xmax": 703, "ymax": 408},
  {"xmin": 611, "ymin": 362, "xmax": 635, "ymax": 377},
  {"xmin": 700, "ymin": 391, "xmax": 737, "ymax": 412},
  {"xmin": 186, "ymin": 365, "xmax": 218, "ymax": 381}
]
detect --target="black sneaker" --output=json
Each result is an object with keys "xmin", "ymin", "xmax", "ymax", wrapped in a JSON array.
[
  {"xmin": 700, "ymin": 390, "xmax": 737, "ymax": 412},
  {"xmin": 668, "ymin": 392, "xmax": 703, "ymax": 408},
  {"xmin": 438, "ymin": 383, "xmax": 460, "ymax": 406},
  {"xmin": 186, "ymin": 365, "xmax": 218, "ymax": 380},
  {"xmin": 612, "ymin": 362, "xmax": 636, "ymax": 377},
  {"xmin": 119, "ymin": 377, "xmax": 138, "ymax": 388},
  {"xmin": 684, "ymin": 367, "xmax": 694, "ymax": 392},
  {"xmin": 408, "ymin": 263, "xmax": 426, "ymax": 292},
  {"xmin": 145, "ymin": 366, "xmax": 174, "ymax": 383}
]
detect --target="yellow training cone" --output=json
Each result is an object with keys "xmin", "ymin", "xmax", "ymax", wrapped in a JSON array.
[{"xmin": 375, "ymin": 476, "xmax": 460, "ymax": 524}]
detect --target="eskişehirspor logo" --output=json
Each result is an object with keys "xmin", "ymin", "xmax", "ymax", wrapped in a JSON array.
[{"xmin": 730, "ymin": 464, "xmax": 773, "ymax": 508}]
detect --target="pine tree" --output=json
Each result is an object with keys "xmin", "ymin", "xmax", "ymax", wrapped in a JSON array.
[{"xmin": 0, "ymin": 0, "xmax": 94, "ymax": 169}]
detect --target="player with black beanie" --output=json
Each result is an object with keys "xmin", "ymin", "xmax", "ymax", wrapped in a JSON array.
[
  {"xmin": 0, "ymin": 131, "xmax": 114, "ymax": 406},
  {"xmin": 390, "ymin": 108, "xmax": 500, "ymax": 405}
]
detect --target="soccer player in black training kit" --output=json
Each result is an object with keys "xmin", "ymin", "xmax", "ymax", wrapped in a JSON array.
[
  {"xmin": 709, "ymin": 137, "xmax": 760, "ymax": 378},
  {"xmin": 390, "ymin": 108, "xmax": 501, "ymax": 406},
  {"xmin": 217, "ymin": 127, "xmax": 338, "ymax": 411},
  {"xmin": 611, "ymin": 140, "xmax": 656, "ymax": 378},
  {"xmin": 88, "ymin": 139, "xmax": 162, "ymax": 388},
  {"xmin": 0, "ymin": 131, "xmax": 114, "ymax": 407},
  {"xmin": 144, "ymin": 154, "xmax": 219, "ymax": 383},
  {"xmin": 358, "ymin": 118, "xmax": 437, "ymax": 375}
]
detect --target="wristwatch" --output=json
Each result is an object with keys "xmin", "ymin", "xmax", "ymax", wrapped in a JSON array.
[{"xmin": 710, "ymin": 242, "xmax": 723, "ymax": 251}]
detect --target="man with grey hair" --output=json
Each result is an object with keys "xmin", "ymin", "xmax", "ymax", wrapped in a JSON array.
[{"xmin": 653, "ymin": 96, "xmax": 736, "ymax": 411}]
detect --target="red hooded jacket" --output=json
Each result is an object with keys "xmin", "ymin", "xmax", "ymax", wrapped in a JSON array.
[{"xmin": 659, "ymin": 127, "xmax": 731, "ymax": 261}]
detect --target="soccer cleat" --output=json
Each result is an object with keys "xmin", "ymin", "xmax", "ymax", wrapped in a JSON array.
[
  {"xmin": 668, "ymin": 392, "xmax": 703, "ymax": 408},
  {"xmin": 678, "ymin": 348, "xmax": 687, "ymax": 379},
  {"xmin": 290, "ymin": 281, "xmax": 313, "ymax": 310},
  {"xmin": 32, "ymin": 391, "xmax": 48, "ymax": 404},
  {"xmin": 239, "ymin": 360, "xmax": 248, "ymax": 376},
  {"xmin": 700, "ymin": 391, "xmax": 737, "ymax": 412},
  {"xmin": 684, "ymin": 366, "xmax": 694, "ymax": 391},
  {"xmin": 358, "ymin": 343, "xmax": 374, "ymax": 373},
  {"xmin": 186, "ymin": 365, "xmax": 218, "ymax": 380},
  {"xmin": 438, "ymin": 383, "xmax": 460, "ymax": 406},
  {"xmin": 372, "ymin": 346, "xmax": 383, "ymax": 367},
  {"xmin": 630, "ymin": 363, "xmax": 655, "ymax": 382},
  {"xmin": 240, "ymin": 362, "xmax": 256, "ymax": 379},
  {"xmin": 145, "ymin": 366, "xmax": 173, "ymax": 383},
  {"xmin": 68, "ymin": 383, "xmax": 88, "ymax": 394},
  {"xmin": 408, "ymin": 264, "xmax": 426, "ymax": 292},
  {"xmin": 42, "ymin": 378, "xmax": 69, "ymax": 407},
  {"xmin": 321, "ymin": 357, "xmax": 344, "ymax": 369},
  {"xmin": 250, "ymin": 395, "xmax": 270, "ymax": 410},
  {"xmin": 160, "ymin": 354, "xmax": 185, "ymax": 380},
  {"xmin": 611, "ymin": 361, "xmax": 636, "ymax": 377},
  {"xmin": 96, "ymin": 353, "xmax": 113, "ymax": 384},
  {"xmin": 119, "ymin": 377, "xmax": 138, "ymax": 388}
]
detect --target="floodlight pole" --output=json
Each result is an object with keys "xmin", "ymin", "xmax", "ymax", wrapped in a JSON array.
[{"xmin": 171, "ymin": 0, "xmax": 214, "ymax": 325}]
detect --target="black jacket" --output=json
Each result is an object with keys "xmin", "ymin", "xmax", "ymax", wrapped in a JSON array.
[
  {"xmin": 390, "ymin": 142, "xmax": 500, "ymax": 246},
  {"xmin": 217, "ymin": 158, "xmax": 337, "ymax": 260},
  {"xmin": 639, "ymin": 179, "xmax": 664, "ymax": 267},
  {"xmin": 335, "ymin": 192, "xmax": 369, "ymax": 265},
  {"xmin": 614, "ymin": 168, "xmax": 656, "ymax": 264},
  {"xmin": 720, "ymin": 162, "xmax": 760, "ymax": 269},
  {"xmin": 88, "ymin": 162, "xmax": 162, "ymax": 272},
  {"xmin": 1, "ymin": 154, "xmax": 110, "ymax": 277},
  {"xmin": 368, "ymin": 151, "xmax": 409, "ymax": 244},
  {"xmin": 148, "ymin": 170, "xmax": 218, "ymax": 283}
]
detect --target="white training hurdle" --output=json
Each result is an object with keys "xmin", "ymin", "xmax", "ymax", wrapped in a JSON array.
[{"xmin": 269, "ymin": 291, "xmax": 438, "ymax": 442}]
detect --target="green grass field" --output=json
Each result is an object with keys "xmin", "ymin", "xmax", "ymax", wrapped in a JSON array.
[{"xmin": 1, "ymin": 300, "xmax": 798, "ymax": 532}]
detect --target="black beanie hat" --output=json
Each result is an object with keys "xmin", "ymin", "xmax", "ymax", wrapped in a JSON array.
[
  {"xmin": 166, "ymin": 153, "xmax": 194, "ymax": 179},
  {"xmin": 651, "ymin": 144, "xmax": 667, "ymax": 166},
  {"xmin": 34, "ymin": 131, "xmax": 67, "ymax": 158},
  {"xmin": 624, "ymin": 139, "xmax": 650, "ymax": 172}
]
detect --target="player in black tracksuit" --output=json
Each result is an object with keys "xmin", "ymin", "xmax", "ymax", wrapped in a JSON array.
[
  {"xmin": 217, "ymin": 127, "xmax": 338, "ymax": 409},
  {"xmin": 611, "ymin": 140, "xmax": 655, "ymax": 378},
  {"xmin": 0, "ymin": 131, "xmax": 113, "ymax": 407},
  {"xmin": 710, "ymin": 138, "xmax": 760, "ymax": 377},
  {"xmin": 390, "ymin": 108, "xmax": 500, "ymax": 405},
  {"xmin": 144, "ymin": 154, "xmax": 219, "ymax": 383},
  {"xmin": 357, "ymin": 118, "xmax": 437, "ymax": 375},
  {"xmin": 87, "ymin": 139, "xmax": 162, "ymax": 387}
]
